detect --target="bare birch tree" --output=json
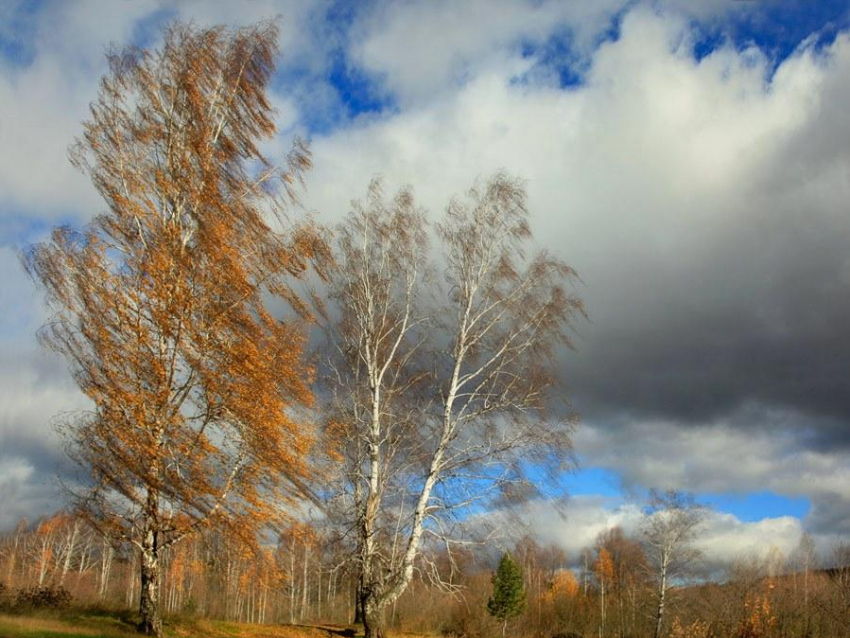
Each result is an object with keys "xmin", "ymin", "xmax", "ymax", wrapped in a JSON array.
[
  {"xmin": 642, "ymin": 490, "xmax": 706, "ymax": 638},
  {"xmin": 793, "ymin": 530, "xmax": 819, "ymax": 630},
  {"xmin": 324, "ymin": 174, "xmax": 583, "ymax": 638}
]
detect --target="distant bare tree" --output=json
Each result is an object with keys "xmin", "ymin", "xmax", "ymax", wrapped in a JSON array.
[
  {"xmin": 641, "ymin": 490, "xmax": 706, "ymax": 638},
  {"xmin": 324, "ymin": 173, "xmax": 584, "ymax": 638},
  {"xmin": 793, "ymin": 530, "xmax": 819, "ymax": 628}
]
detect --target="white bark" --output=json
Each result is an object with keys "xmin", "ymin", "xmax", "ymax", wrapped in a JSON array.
[{"xmin": 329, "ymin": 176, "xmax": 581, "ymax": 638}]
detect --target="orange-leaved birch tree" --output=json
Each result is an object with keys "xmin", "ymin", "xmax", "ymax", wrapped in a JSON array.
[
  {"xmin": 325, "ymin": 174, "xmax": 584, "ymax": 638},
  {"xmin": 24, "ymin": 21, "xmax": 327, "ymax": 636},
  {"xmin": 594, "ymin": 547, "xmax": 614, "ymax": 638},
  {"xmin": 594, "ymin": 526, "xmax": 647, "ymax": 637}
]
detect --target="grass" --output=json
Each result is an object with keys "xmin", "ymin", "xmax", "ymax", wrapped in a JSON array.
[
  {"xmin": 0, "ymin": 613, "xmax": 134, "ymax": 638},
  {"xmin": 0, "ymin": 611, "xmax": 367, "ymax": 638}
]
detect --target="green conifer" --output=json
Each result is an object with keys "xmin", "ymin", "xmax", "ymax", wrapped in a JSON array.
[{"xmin": 487, "ymin": 552, "xmax": 527, "ymax": 637}]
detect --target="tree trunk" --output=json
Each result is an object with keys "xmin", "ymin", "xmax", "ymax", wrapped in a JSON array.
[
  {"xmin": 301, "ymin": 544, "xmax": 310, "ymax": 621},
  {"xmin": 99, "ymin": 541, "xmax": 114, "ymax": 598},
  {"xmin": 126, "ymin": 551, "xmax": 137, "ymax": 608},
  {"xmin": 599, "ymin": 580, "xmax": 605, "ymax": 638},
  {"xmin": 290, "ymin": 551, "xmax": 296, "ymax": 624},
  {"xmin": 139, "ymin": 526, "xmax": 162, "ymax": 637},
  {"xmin": 362, "ymin": 592, "xmax": 384, "ymax": 638},
  {"xmin": 653, "ymin": 562, "xmax": 667, "ymax": 638},
  {"xmin": 60, "ymin": 520, "xmax": 80, "ymax": 585},
  {"xmin": 354, "ymin": 581, "xmax": 364, "ymax": 624}
]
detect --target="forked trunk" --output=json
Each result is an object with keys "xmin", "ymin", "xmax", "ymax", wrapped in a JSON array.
[{"xmin": 138, "ymin": 527, "xmax": 162, "ymax": 636}]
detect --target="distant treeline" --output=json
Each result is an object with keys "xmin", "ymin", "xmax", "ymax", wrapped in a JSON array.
[{"xmin": 1, "ymin": 512, "xmax": 848, "ymax": 638}]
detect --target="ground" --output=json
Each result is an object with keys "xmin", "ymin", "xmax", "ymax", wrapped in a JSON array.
[{"xmin": 0, "ymin": 611, "xmax": 379, "ymax": 638}]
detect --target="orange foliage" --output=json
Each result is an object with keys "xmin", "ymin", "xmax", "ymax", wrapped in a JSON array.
[
  {"xmin": 594, "ymin": 547, "xmax": 614, "ymax": 586},
  {"xmin": 670, "ymin": 618, "xmax": 711, "ymax": 638},
  {"xmin": 543, "ymin": 570, "xmax": 579, "ymax": 603},
  {"xmin": 26, "ymin": 18, "xmax": 328, "ymax": 551},
  {"xmin": 24, "ymin": 19, "xmax": 329, "ymax": 635},
  {"xmin": 736, "ymin": 593, "xmax": 777, "ymax": 638}
]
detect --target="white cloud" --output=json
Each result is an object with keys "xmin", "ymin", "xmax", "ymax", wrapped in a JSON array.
[
  {"xmin": 576, "ymin": 416, "xmax": 850, "ymax": 502},
  {"xmin": 515, "ymin": 495, "xmax": 807, "ymax": 572},
  {"xmin": 297, "ymin": 8, "xmax": 850, "ymax": 539},
  {"xmin": 0, "ymin": 1, "xmax": 153, "ymax": 219},
  {"xmin": 0, "ymin": 0, "xmax": 334, "ymax": 223},
  {"xmin": 348, "ymin": 0, "xmax": 627, "ymax": 105},
  {"xmin": 697, "ymin": 512, "xmax": 802, "ymax": 566},
  {"xmin": 574, "ymin": 412, "xmax": 850, "ymax": 541}
]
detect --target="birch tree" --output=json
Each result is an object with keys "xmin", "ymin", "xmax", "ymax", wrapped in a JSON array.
[
  {"xmin": 24, "ymin": 20, "xmax": 326, "ymax": 636},
  {"xmin": 793, "ymin": 530, "xmax": 818, "ymax": 630},
  {"xmin": 642, "ymin": 490, "xmax": 706, "ymax": 638},
  {"xmin": 325, "ymin": 174, "xmax": 583, "ymax": 638}
]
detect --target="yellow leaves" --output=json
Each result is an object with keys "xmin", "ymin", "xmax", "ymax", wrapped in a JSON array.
[
  {"xmin": 594, "ymin": 548, "xmax": 614, "ymax": 585},
  {"xmin": 736, "ymin": 593, "xmax": 776, "ymax": 638},
  {"xmin": 543, "ymin": 570, "xmax": 578, "ymax": 604},
  {"xmin": 27, "ymin": 18, "xmax": 329, "ymax": 554},
  {"xmin": 280, "ymin": 521, "xmax": 318, "ymax": 548},
  {"xmin": 322, "ymin": 418, "xmax": 349, "ymax": 463},
  {"xmin": 670, "ymin": 618, "xmax": 711, "ymax": 638}
]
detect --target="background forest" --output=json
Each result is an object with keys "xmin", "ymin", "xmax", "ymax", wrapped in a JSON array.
[{"xmin": 1, "ymin": 511, "xmax": 849, "ymax": 638}]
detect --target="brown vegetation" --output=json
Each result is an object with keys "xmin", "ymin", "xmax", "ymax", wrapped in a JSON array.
[{"xmin": 2, "ymin": 514, "xmax": 849, "ymax": 638}]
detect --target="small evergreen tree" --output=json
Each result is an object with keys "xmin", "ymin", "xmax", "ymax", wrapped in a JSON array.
[{"xmin": 487, "ymin": 552, "xmax": 527, "ymax": 637}]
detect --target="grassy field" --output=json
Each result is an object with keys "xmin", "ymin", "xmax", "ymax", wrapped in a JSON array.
[{"xmin": 0, "ymin": 611, "xmax": 365, "ymax": 638}]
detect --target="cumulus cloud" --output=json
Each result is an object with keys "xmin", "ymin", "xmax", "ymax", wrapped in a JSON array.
[
  {"xmin": 511, "ymin": 496, "xmax": 807, "ymax": 573},
  {"xmin": 0, "ymin": 1, "xmax": 157, "ymax": 219},
  {"xmin": 0, "ymin": 0, "xmax": 335, "ymax": 224},
  {"xmin": 348, "ymin": 0, "xmax": 626, "ymax": 104},
  {"xmin": 1, "ymin": 1, "xmax": 849, "ymax": 545},
  {"xmin": 346, "ymin": 0, "xmax": 762, "ymax": 106},
  {"xmin": 297, "ymin": 6, "xmax": 850, "ymax": 530},
  {"xmin": 697, "ymin": 512, "xmax": 802, "ymax": 570},
  {"xmin": 576, "ymin": 417, "xmax": 850, "ymax": 537}
]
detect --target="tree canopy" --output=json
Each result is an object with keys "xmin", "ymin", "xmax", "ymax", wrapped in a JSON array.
[{"xmin": 488, "ymin": 552, "xmax": 527, "ymax": 635}]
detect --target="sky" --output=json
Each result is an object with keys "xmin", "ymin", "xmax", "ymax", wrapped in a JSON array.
[{"xmin": 1, "ymin": 0, "xmax": 849, "ymax": 571}]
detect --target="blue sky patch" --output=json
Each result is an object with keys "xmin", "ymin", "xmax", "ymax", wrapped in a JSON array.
[
  {"xmin": 327, "ymin": 51, "xmax": 394, "ymax": 121},
  {"xmin": 696, "ymin": 0, "xmax": 850, "ymax": 71},
  {"xmin": 563, "ymin": 466, "xmax": 623, "ymax": 499},
  {"xmin": 0, "ymin": 0, "xmax": 44, "ymax": 68},
  {"xmin": 700, "ymin": 491, "xmax": 810, "ymax": 522}
]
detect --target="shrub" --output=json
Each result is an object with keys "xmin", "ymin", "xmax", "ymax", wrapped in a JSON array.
[{"xmin": 13, "ymin": 584, "xmax": 73, "ymax": 610}]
